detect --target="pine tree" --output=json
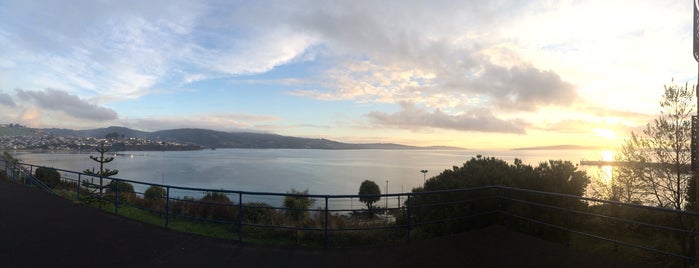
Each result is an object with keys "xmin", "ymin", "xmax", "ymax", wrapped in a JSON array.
[{"xmin": 82, "ymin": 142, "xmax": 119, "ymax": 205}]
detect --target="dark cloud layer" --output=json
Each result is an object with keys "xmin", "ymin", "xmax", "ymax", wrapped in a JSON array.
[
  {"xmin": 367, "ymin": 102, "xmax": 526, "ymax": 134},
  {"xmin": 15, "ymin": 89, "xmax": 118, "ymax": 121}
]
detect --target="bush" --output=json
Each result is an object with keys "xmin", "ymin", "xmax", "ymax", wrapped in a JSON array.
[
  {"xmin": 197, "ymin": 192, "xmax": 235, "ymax": 221},
  {"xmin": 105, "ymin": 180, "xmax": 135, "ymax": 203},
  {"xmin": 243, "ymin": 202, "xmax": 274, "ymax": 224},
  {"xmin": 283, "ymin": 189, "xmax": 315, "ymax": 224},
  {"xmin": 35, "ymin": 167, "xmax": 61, "ymax": 188},
  {"xmin": 144, "ymin": 186, "xmax": 166, "ymax": 201}
]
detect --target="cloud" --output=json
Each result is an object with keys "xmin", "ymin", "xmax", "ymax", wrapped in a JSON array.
[
  {"xmin": 120, "ymin": 113, "xmax": 279, "ymax": 132},
  {"xmin": 279, "ymin": 1, "xmax": 577, "ymax": 112},
  {"xmin": 367, "ymin": 102, "xmax": 526, "ymax": 134},
  {"xmin": 0, "ymin": 92, "xmax": 15, "ymax": 107},
  {"xmin": 15, "ymin": 89, "xmax": 118, "ymax": 121},
  {"xmin": 468, "ymin": 64, "xmax": 576, "ymax": 110}
]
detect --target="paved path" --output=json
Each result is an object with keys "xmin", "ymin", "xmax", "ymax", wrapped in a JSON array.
[{"xmin": 0, "ymin": 178, "xmax": 644, "ymax": 267}]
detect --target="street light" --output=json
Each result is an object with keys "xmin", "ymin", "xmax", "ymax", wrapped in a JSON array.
[
  {"xmin": 385, "ymin": 179, "xmax": 389, "ymax": 215},
  {"xmin": 420, "ymin": 170, "xmax": 428, "ymax": 184}
]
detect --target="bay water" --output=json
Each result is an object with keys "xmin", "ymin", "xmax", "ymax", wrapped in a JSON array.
[{"xmin": 14, "ymin": 149, "xmax": 608, "ymax": 196}]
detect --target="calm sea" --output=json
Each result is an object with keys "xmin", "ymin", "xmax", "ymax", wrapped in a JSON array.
[{"xmin": 13, "ymin": 149, "xmax": 608, "ymax": 196}]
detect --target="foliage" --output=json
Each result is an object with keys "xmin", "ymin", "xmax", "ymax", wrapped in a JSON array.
[
  {"xmin": 588, "ymin": 134, "xmax": 646, "ymax": 204},
  {"xmin": 615, "ymin": 82, "xmax": 694, "ymax": 210},
  {"xmin": 283, "ymin": 189, "xmax": 315, "ymax": 224},
  {"xmin": 407, "ymin": 155, "xmax": 590, "ymax": 236},
  {"xmin": 2, "ymin": 151, "xmax": 18, "ymax": 166},
  {"xmin": 105, "ymin": 180, "xmax": 135, "ymax": 203},
  {"xmin": 243, "ymin": 202, "xmax": 274, "ymax": 224},
  {"xmin": 83, "ymin": 142, "xmax": 118, "ymax": 177},
  {"xmin": 144, "ymin": 185, "xmax": 166, "ymax": 200},
  {"xmin": 358, "ymin": 180, "xmax": 381, "ymax": 211},
  {"xmin": 34, "ymin": 167, "xmax": 61, "ymax": 188},
  {"xmin": 201, "ymin": 192, "xmax": 230, "ymax": 203},
  {"xmin": 198, "ymin": 192, "xmax": 234, "ymax": 221},
  {"xmin": 82, "ymin": 142, "xmax": 119, "ymax": 206}
]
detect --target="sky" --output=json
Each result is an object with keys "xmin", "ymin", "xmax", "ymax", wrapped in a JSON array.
[{"xmin": 0, "ymin": 0, "xmax": 695, "ymax": 149}]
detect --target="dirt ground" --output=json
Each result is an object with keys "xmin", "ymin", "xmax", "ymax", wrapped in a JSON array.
[{"xmin": 0, "ymin": 178, "xmax": 646, "ymax": 267}]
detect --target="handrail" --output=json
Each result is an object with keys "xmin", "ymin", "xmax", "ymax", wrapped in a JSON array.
[{"xmin": 1, "ymin": 159, "xmax": 698, "ymax": 264}]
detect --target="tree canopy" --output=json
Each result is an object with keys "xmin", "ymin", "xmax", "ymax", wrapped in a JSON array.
[
  {"xmin": 417, "ymin": 156, "xmax": 589, "ymax": 196},
  {"xmin": 358, "ymin": 180, "xmax": 381, "ymax": 210}
]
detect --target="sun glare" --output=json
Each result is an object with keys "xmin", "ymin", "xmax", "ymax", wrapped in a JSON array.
[{"xmin": 601, "ymin": 150, "xmax": 614, "ymax": 162}]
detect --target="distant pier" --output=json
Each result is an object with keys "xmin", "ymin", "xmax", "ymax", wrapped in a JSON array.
[{"xmin": 579, "ymin": 160, "xmax": 690, "ymax": 173}]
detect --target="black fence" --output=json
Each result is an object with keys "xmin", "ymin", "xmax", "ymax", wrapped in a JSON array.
[{"xmin": 2, "ymin": 160, "xmax": 698, "ymax": 265}]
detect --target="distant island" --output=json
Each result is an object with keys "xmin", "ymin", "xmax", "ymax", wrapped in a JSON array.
[
  {"xmin": 0, "ymin": 124, "xmax": 463, "ymax": 151},
  {"xmin": 511, "ymin": 145, "xmax": 609, "ymax": 151}
]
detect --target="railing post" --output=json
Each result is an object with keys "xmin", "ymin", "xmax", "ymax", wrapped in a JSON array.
[
  {"xmin": 77, "ymin": 173, "xmax": 81, "ymax": 200},
  {"xmin": 324, "ymin": 196, "xmax": 329, "ymax": 249},
  {"xmin": 566, "ymin": 197, "xmax": 571, "ymax": 247},
  {"xmin": 238, "ymin": 193, "xmax": 243, "ymax": 242},
  {"xmin": 406, "ymin": 194, "xmax": 412, "ymax": 243},
  {"xmin": 612, "ymin": 203, "xmax": 618, "ymax": 252},
  {"xmin": 500, "ymin": 187, "xmax": 509, "ymax": 228},
  {"xmin": 165, "ymin": 186, "xmax": 170, "ymax": 227},
  {"xmin": 12, "ymin": 162, "xmax": 16, "ymax": 182},
  {"xmin": 114, "ymin": 179, "xmax": 119, "ymax": 215}
]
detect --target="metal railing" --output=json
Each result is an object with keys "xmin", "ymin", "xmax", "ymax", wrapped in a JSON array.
[{"xmin": 1, "ymin": 159, "xmax": 698, "ymax": 265}]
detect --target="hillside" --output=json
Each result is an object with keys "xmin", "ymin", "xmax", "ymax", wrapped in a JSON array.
[{"xmin": 12, "ymin": 126, "xmax": 461, "ymax": 150}]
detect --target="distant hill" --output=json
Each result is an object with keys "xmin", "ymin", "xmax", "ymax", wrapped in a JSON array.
[
  {"xmin": 16, "ymin": 126, "xmax": 462, "ymax": 150},
  {"xmin": 0, "ymin": 126, "xmax": 36, "ymax": 136},
  {"xmin": 44, "ymin": 126, "xmax": 150, "ymax": 138},
  {"xmin": 511, "ymin": 145, "xmax": 608, "ymax": 150}
]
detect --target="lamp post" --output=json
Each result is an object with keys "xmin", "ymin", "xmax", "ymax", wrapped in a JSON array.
[
  {"xmin": 420, "ymin": 170, "xmax": 428, "ymax": 184},
  {"xmin": 385, "ymin": 180, "xmax": 389, "ymax": 215}
]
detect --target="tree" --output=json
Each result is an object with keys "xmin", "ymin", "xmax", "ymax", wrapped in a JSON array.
[
  {"xmin": 406, "ymin": 155, "xmax": 590, "ymax": 236},
  {"xmin": 35, "ymin": 167, "xmax": 61, "ymax": 188},
  {"xmin": 283, "ymin": 189, "xmax": 315, "ymax": 244},
  {"xmin": 83, "ymin": 142, "xmax": 119, "ymax": 205},
  {"xmin": 594, "ymin": 133, "xmax": 648, "ymax": 204},
  {"xmin": 283, "ymin": 189, "xmax": 315, "ymax": 223},
  {"xmin": 198, "ymin": 192, "xmax": 233, "ymax": 220},
  {"xmin": 144, "ymin": 185, "xmax": 166, "ymax": 201},
  {"xmin": 358, "ymin": 180, "xmax": 381, "ymax": 212},
  {"xmin": 105, "ymin": 180, "xmax": 135, "ymax": 203},
  {"xmin": 617, "ymin": 82, "xmax": 694, "ymax": 210},
  {"xmin": 84, "ymin": 142, "xmax": 118, "ymax": 178},
  {"xmin": 2, "ymin": 151, "xmax": 18, "ymax": 166},
  {"xmin": 143, "ymin": 185, "xmax": 167, "ymax": 210},
  {"xmin": 2, "ymin": 151, "xmax": 19, "ymax": 177}
]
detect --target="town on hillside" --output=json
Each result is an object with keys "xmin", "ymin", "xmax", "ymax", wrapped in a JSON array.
[{"xmin": 0, "ymin": 124, "xmax": 201, "ymax": 151}]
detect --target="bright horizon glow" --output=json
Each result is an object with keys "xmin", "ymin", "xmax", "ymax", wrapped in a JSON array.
[
  {"xmin": 0, "ymin": 1, "xmax": 694, "ymax": 149},
  {"xmin": 601, "ymin": 150, "xmax": 615, "ymax": 162}
]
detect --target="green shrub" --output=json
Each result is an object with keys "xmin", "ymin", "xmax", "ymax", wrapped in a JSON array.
[
  {"xmin": 198, "ymin": 192, "xmax": 235, "ymax": 221},
  {"xmin": 243, "ymin": 202, "xmax": 274, "ymax": 224},
  {"xmin": 105, "ymin": 180, "xmax": 135, "ymax": 203},
  {"xmin": 144, "ymin": 186, "xmax": 166, "ymax": 200},
  {"xmin": 283, "ymin": 189, "xmax": 315, "ymax": 224},
  {"xmin": 35, "ymin": 167, "xmax": 61, "ymax": 188}
]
